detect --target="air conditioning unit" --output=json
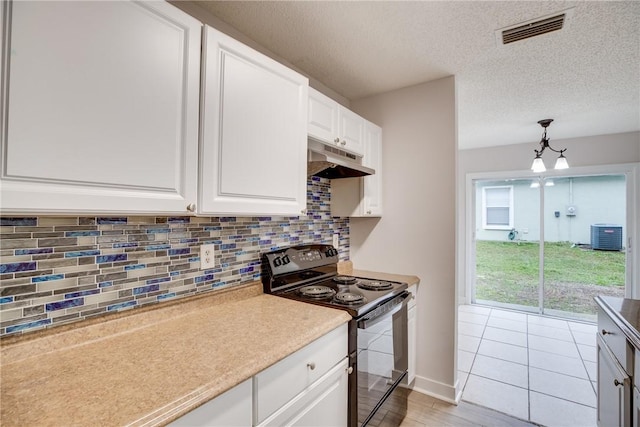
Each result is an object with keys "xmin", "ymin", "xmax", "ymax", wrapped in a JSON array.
[{"xmin": 591, "ymin": 224, "xmax": 623, "ymax": 251}]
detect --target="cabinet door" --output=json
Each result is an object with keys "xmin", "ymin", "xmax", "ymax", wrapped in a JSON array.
[
  {"xmin": 308, "ymin": 88, "xmax": 339, "ymax": 144},
  {"xmin": 1, "ymin": 1, "xmax": 200, "ymax": 214},
  {"xmin": 200, "ymin": 26, "xmax": 308, "ymax": 216},
  {"xmin": 597, "ymin": 335, "xmax": 631, "ymax": 427},
  {"xmin": 169, "ymin": 379, "xmax": 252, "ymax": 427},
  {"xmin": 259, "ymin": 358, "xmax": 348, "ymax": 427},
  {"xmin": 338, "ymin": 107, "xmax": 365, "ymax": 156},
  {"xmin": 362, "ymin": 123, "xmax": 382, "ymax": 216}
]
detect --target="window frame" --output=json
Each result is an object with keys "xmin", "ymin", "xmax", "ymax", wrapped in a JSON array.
[{"xmin": 481, "ymin": 185, "xmax": 514, "ymax": 230}]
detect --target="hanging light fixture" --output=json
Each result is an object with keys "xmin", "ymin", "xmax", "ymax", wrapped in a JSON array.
[{"xmin": 531, "ymin": 119, "xmax": 569, "ymax": 172}]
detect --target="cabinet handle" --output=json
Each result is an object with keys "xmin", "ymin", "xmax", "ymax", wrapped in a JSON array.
[
  {"xmin": 340, "ymin": 140, "xmax": 346, "ymax": 146},
  {"xmin": 347, "ymin": 366, "xmax": 354, "ymax": 375},
  {"xmin": 602, "ymin": 329, "xmax": 612, "ymax": 335},
  {"xmin": 307, "ymin": 362, "xmax": 316, "ymax": 370},
  {"xmin": 334, "ymin": 138, "xmax": 340, "ymax": 144},
  {"xmin": 186, "ymin": 203, "xmax": 196, "ymax": 212},
  {"xmin": 366, "ymin": 210, "xmax": 372, "ymax": 215},
  {"xmin": 614, "ymin": 379, "xmax": 624, "ymax": 387}
]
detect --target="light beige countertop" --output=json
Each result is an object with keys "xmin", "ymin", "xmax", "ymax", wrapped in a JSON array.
[
  {"xmin": 352, "ymin": 269, "xmax": 420, "ymax": 287},
  {"xmin": 0, "ymin": 282, "xmax": 351, "ymax": 427},
  {"xmin": 338, "ymin": 261, "xmax": 421, "ymax": 287}
]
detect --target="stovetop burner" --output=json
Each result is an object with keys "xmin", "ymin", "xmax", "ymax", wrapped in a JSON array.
[
  {"xmin": 333, "ymin": 275, "xmax": 357, "ymax": 284},
  {"xmin": 298, "ymin": 285, "xmax": 336, "ymax": 299},
  {"xmin": 357, "ymin": 280, "xmax": 393, "ymax": 291},
  {"xmin": 334, "ymin": 292, "xmax": 365, "ymax": 305}
]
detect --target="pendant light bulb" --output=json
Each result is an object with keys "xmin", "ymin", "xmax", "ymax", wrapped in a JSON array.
[
  {"xmin": 531, "ymin": 157, "xmax": 546, "ymax": 173},
  {"xmin": 554, "ymin": 154, "xmax": 569, "ymax": 170}
]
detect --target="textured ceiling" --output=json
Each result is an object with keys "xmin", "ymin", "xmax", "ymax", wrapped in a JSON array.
[{"xmin": 194, "ymin": 1, "xmax": 640, "ymax": 149}]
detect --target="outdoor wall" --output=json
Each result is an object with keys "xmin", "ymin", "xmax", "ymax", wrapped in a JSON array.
[
  {"xmin": 476, "ymin": 175, "xmax": 627, "ymax": 244},
  {"xmin": 349, "ymin": 76, "xmax": 458, "ymax": 402}
]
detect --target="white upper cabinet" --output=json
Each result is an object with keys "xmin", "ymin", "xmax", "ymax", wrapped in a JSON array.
[
  {"xmin": 308, "ymin": 90, "xmax": 339, "ymax": 144},
  {"xmin": 199, "ymin": 26, "xmax": 308, "ymax": 216},
  {"xmin": 308, "ymin": 88, "xmax": 364, "ymax": 156},
  {"xmin": 0, "ymin": 1, "xmax": 201, "ymax": 214},
  {"xmin": 362, "ymin": 122, "xmax": 383, "ymax": 217},
  {"xmin": 331, "ymin": 122, "xmax": 383, "ymax": 217}
]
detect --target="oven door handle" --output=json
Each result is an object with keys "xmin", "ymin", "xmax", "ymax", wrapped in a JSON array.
[{"xmin": 357, "ymin": 292, "xmax": 409, "ymax": 329}]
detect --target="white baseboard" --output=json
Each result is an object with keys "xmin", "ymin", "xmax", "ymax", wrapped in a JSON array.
[{"xmin": 410, "ymin": 374, "xmax": 458, "ymax": 404}]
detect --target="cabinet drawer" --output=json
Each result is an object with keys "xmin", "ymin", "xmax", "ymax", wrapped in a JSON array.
[
  {"xmin": 254, "ymin": 323, "xmax": 347, "ymax": 424},
  {"xmin": 598, "ymin": 309, "xmax": 633, "ymax": 374},
  {"xmin": 258, "ymin": 358, "xmax": 348, "ymax": 427}
]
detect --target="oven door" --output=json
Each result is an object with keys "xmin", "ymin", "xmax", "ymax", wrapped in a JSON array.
[{"xmin": 356, "ymin": 292, "xmax": 409, "ymax": 426}]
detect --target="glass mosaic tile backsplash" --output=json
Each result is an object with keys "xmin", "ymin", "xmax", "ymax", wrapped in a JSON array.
[{"xmin": 0, "ymin": 177, "xmax": 349, "ymax": 337}]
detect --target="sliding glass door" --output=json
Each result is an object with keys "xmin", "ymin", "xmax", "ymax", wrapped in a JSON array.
[
  {"xmin": 473, "ymin": 173, "xmax": 628, "ymax": 321},
  {"xmin": 474, "ymin": 178, "xmax": 540, "ymax": 313},
  {"xmin": 541, "ymin": 175, "xmax": 626, "ymax": 320}
]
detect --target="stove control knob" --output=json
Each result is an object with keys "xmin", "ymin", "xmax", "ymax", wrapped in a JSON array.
[
  {"xmin": 325, "ymin": 248, "xmax": 338, "ymax": 257},
  {"xmin": 282, "ymin": 255, "xmax": 290, "ymax": 265},
  {"xmin": 273, "ymin": 257, "xmax": 282, "ymax": 267}
]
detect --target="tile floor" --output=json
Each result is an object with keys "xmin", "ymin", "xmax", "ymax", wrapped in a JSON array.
[{"xmin": 458, "ymin": 304, "xmax": 598, "ymax": 427}]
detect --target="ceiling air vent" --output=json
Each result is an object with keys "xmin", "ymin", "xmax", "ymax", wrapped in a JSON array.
[{"xmin": 497, "ymin": 8, "xmax": 573, "ymax": 45}]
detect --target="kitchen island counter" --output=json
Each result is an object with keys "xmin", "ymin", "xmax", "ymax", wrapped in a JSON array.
[{"xmin": 0, "ymin": 282, "xmax": 351, "ymax": 426}]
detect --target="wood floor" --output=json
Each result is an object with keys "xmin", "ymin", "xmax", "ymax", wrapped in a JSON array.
[{"xmin": 369, "ymin": 387, "xmax": 540, "ymax": 427}]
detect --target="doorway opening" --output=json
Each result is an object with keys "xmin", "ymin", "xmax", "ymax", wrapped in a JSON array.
[{"xmin": 472, "ymin": 173, "xmax": 627, "ymax": 322}]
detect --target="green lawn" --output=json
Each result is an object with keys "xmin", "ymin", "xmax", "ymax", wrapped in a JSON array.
[{"xmin": 475, "ymin": 240, "xmax": 625, "ymax": 315}]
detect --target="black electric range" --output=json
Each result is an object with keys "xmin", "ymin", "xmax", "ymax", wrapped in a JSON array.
[{"xmin": 261, "ymin": 244, "xmax": 409, "ymax": 427}]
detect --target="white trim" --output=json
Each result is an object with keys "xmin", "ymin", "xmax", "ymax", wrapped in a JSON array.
[
  {"xmin": 481, "ymin": 185, "xmax": 514, "ymax": 230},
  {"xmin": 538, "ymin": 183, "xmax": 545, "ymax": 314},
  {"xmin": 411, "ymin": 374, "xmax": 458, "ymax": 404}
]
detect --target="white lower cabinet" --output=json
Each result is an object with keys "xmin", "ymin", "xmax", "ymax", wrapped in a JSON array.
[
  {"xmin": 597, "ymin": 334, "xmax": 631, "ymax": 427},
  {"xmin": 169, "ymin": 324, "xmax": 348, "ymax": 427},
  {"xmin": 169, "ymin": 379, "xmax": 252, "ymax": 427},
  {"xmin": 407, "ymin": 284, "xmax": 417, "ymax": 385},
  {"xmin": 254, "ymin": 323, "xmax": 348, "ymax": 425},
  {"xmin": 634, "ymin": 386, "xmax": 640, "ymax": 427},
  {"xmin": 258, "ymin": 358, "xmax": 348, "ymax": 427},
  {"xmin": 1, "ymin": 0, "xmax": 201, "ymax": 214}
]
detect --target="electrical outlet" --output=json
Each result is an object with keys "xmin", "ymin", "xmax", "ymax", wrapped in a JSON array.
[
  {"xmin": 332, "ymin": 233, "xmax": 339, "ymax": 249},
  {"xmin": 200, "ymin": 244, "xmax": 215, "ymax": 269}
]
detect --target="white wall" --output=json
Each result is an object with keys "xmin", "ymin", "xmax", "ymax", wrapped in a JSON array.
[
  {"xmin": 350, "ymin": 77, "xmax": 458, "ymax": 402},
  {"xmin": 458, "ymin": 132, "xmax": 640, "ymax": 304}
]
